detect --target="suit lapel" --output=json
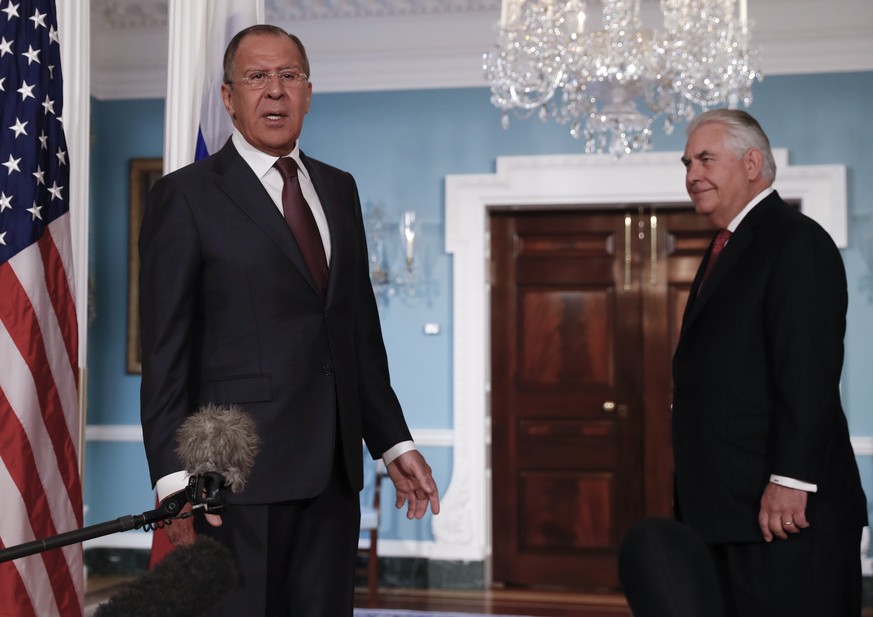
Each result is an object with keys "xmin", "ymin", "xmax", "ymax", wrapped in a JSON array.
[
  {"xmin": 301, "ymin": 152, "xmax": 344, "ymax": 303},
  {"xmin": 678, "ymin": 192, "xmax": 777, "ymax": 338},
  {"xmin": 212, "ymin": 141, "xmax": 325, "ymax": 299},
  {"xmin": 680, "ymin": 227, "xmax": 751, "ymax": 335}
]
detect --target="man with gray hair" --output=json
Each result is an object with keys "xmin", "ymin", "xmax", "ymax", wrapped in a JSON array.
[{"xmin": 671, "ymin": 109, "xmax": 867, "ymax": 616}]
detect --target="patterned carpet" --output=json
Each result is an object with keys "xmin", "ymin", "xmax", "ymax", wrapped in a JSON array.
[{"xmin": 354, "ymin": 611, "xmax": 531, "ymax": 617}]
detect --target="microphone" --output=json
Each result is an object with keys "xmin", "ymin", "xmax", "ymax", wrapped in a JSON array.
[
  {"xmin": 174, "ymin": 403, "xmax": 261, "ymax": 508},
  {"xmin": 0, "ymin": 405, "xmax": 261, "ymax": 565},
  {"xmin": 93, "ymin": 536, "xmax": 238, "ymax": 617},
  {"xmin": 618, "ymin": 517, "xmax": 725, "ymax": 617}
]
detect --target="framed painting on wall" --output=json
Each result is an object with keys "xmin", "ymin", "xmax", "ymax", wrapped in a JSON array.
[{"xmin": 127, "ymin": 158, "xmax": 163, "ymax": 374}]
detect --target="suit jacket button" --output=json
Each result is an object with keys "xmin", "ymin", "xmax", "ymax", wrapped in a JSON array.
[{"xmin": 322, "ymin": 365, "xmax": 333, "ymax": 376}]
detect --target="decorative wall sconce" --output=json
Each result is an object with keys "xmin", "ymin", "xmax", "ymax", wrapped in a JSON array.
[{"xmin": 365, "ymin": 205, "xmax": 420, "ymax": 301}]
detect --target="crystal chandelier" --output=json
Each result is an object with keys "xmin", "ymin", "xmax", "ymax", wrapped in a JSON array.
[{"xmin": 484, "ymin": 0, "xmax": 762, "ymax": 156}]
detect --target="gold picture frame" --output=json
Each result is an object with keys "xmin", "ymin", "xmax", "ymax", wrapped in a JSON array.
[{"xmin": 127, "ymin": 158, "xmax": 163, "ymax": 374}]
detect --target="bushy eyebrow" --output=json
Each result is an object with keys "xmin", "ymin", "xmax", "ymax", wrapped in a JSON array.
[{"xmin": 681, "ymin": 149, "xmax": 715, "ymax": 167}]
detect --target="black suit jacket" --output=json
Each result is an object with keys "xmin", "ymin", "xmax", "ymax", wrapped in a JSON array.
[
  {"xmin": 139, "ymin": 139, "xmax": 411, "ymax": 504},
  {"xmin": 671, "ymin": 191, "xmax": 867, "ymax": 543}
]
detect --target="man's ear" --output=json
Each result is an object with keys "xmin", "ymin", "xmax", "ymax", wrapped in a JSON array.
[
  {"xmin": 221, "ymin": 83, "xmax": 236, "ymax": 120},
  {"xmin": 746, "ymin": 148, "xmax": 764, "ymax": 181}
]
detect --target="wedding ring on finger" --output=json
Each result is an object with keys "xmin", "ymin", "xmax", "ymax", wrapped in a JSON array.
[{"xmin": 783, "ymin": 520, "xmax": 794, "ymax": 526}]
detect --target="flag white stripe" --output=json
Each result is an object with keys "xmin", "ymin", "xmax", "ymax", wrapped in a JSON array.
[
  {"xmin": 10, "ymin": 222, "xmax": 80, "ymax": 451},
  {"xmin": 0, "ymin": 458, "xmax": 62, "ymax": 617},
  {"xmin": 0, "ymin": 318, "xmax": 81, "ymax": 573},
  {"xmin": 48, "ymin": 213, "xmax": 79, "ymax": 342}
]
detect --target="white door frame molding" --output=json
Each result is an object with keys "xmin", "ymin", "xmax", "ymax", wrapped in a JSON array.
[{"xmin": 437, "ymin": 150, "xmax": 846, "ymax": 572}]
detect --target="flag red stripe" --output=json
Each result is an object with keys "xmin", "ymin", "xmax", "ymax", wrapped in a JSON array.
[
  {"xmin": 0, "ymin": 264, "xmax": 83, "ymax": 525},
  {"xmin": 0, "ymin": 388, "xmax": 79, "ymax": 617},
  {"xmin": 38, "ymin": 232, "xmax": 79, "ymax": 381},
  {"xmin": 0, "ymin": 389, "xmax": 57, "ymax": 539},
  {"xmin": 0, "ymin": 559, "xmax": 39, "ymax": 617}
]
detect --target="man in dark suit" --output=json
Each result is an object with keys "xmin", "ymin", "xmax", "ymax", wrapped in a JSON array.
[
  {"xmin": 672, "ymin": 109, "xmax": 867, "ymax": 616},
  {"xmin": 139, "ymin": 25, "xmax": 439, "ymax": 617}
]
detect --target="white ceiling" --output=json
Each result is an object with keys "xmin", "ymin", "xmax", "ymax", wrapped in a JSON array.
[{"xmin": 90, "ymin": 0, "xmax": 873, "ymax": 100}]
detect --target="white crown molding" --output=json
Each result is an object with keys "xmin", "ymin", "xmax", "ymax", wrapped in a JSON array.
[
  {"xmin": 92, "ymin": 0, "xmax": 168, "ymax": 28},
  {"xmin": 89, "ymin": 0, "xmax": 873, "ymax": 100},
  {"xmin": 265, "ymin": 0, "xmax": 496, "ymax": 21},
  {"xmin": 91, "ymin": 0, "xmax": 499, "ymax": 27}
]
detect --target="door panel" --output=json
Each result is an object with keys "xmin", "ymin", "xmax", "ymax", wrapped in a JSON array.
[
  {"xmin": 491, "ymin": 210, "xmax": 640, "ymax": 590},
  {"xmin": 490, "ymin": 207, "xmax": 711, "ymax": 591}
]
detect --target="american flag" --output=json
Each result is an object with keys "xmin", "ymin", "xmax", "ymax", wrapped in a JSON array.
[{"xmin": 0, "ymin": 0, "xmax": 84, "ymax": 615}]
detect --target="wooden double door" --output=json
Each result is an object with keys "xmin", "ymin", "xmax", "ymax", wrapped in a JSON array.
[{"xmin": 490, "ymin": 207, "xmax": 713, "ymax": 590}]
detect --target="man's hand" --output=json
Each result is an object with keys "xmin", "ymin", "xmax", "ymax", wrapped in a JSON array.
[
  {"xmin": 164, "ymin": 500, "xmax": 223, "ymax": 547},
  {"xmin": 386, "ymin": 450, "xmax": 441, "ymax": 520},
  {"xmin": 758, "ymin": 482, "xmax": 809, "ymax": 542}
]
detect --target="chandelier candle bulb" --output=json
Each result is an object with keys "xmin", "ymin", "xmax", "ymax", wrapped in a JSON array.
[
  {"xmin": 402, "ymin": 210, "xmax": 416, "ymax": 268},
  {"xmin": 500, "ymin": 0, "xmax": 515, "ymax": 29},
  {"xmin": 575, "ymin": 7, "xmax": 586, "ymax": 34}
]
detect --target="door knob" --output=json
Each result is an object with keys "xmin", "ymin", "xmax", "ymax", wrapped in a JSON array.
[{"xmin": 603, "ymin": 401, "xmax": 629, "ymax": 417}]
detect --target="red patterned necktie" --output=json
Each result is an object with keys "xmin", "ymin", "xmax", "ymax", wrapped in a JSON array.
[
  {"xmin": 699, "ymin": 229, "xmax": 731, "ymax": 289},
  {"xmin": 275, "ymin": 157, "xmax": 329, "ymax": 297}
]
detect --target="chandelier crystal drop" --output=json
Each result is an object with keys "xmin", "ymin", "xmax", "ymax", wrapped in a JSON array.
[{"xmin": 484, "ymin": 0, "xmax": 762, "ymax": 157}]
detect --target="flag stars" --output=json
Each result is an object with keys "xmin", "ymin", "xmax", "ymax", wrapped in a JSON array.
[
  {"xmin": 29, "ymin": 7, "xmax": 46, "ymax": 29},
  {"xmin": 47, "ymin": 182, "xmax": 63, "ymax": 201},
  {"xmin": 41, "ymin": 95, "xmax": 55, "ymax": 115},
  {"xmin": 56, "ymin": 148, "xmax": 67, "ymax": 166},
  {"xmin": 3, "ymin": 154, "xmax": 21, "ymax": 175},
  {"xmin": 22, "ymin": 44, "xmax": 41, "ymax": 65},
  {"xmin": 1, "ymin": 2, "xmax": 19, "ymax": 20},
  {"xmin": 33, "ymin": 166, "xmax": 45, "ymax": 185},
  {"xmin": 18, "ymin": 80, "xmax": 35, "ymax": 101},
  {"xmin": 49, "ymin": 25, "xmax": 59, "ymax": 44},
  {"xmin": 27, "ymin": 201, "xmax": 43, "ymax": 220},
  {"xmin": 0, "ymin": 37, "xmax": 12, "ymax": 57},
  {"xmin": 0, "ymin": 231, "xmax": 6, "ymax": 246},
  {"xmin": 9, "ymin": 117, "xmax": 28, "ymax": 138},
  {"xmin": 0, "ymin": 192, "xmax": 12, "ymax": 212},
  {"xmin": 38, "ymin": 131, "xmax": 48, "ymax": 149}
]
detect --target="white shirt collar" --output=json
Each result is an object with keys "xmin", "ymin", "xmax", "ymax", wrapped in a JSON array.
[
  {"xmin": 726, "ymin": 186, "xmax": 775, "ymax": 232},
  {"xmin": 230, "ymin": 130, "xmax": 311, "ymax": 183}
]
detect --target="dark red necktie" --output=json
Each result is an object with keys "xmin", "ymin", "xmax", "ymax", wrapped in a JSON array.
[
  {"xmin": 699, "ymin": 229, "xmax": 731, "ymax": 290},
  {"xmin": 275, "ymin": 157, "xmax": 329, "ymax": 297}
]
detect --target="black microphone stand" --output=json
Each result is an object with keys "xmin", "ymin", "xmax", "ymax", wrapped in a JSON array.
[{"xmin": 0, "ymin": 472, "xmax": 226, "ymax": 564}]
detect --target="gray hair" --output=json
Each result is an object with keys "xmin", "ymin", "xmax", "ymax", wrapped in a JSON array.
[
  {"xmin": 687, "ymin": 109, "xmax": 776, "ymax": 182},
  {"xmin": 223, "ymin": 24, "xmax": 310, "ymax": 84}
]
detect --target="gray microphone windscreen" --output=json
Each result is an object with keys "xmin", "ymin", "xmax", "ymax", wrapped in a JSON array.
[{"xmin": 175, "ymin": 404, "xmax": 260, "ymax": 493}]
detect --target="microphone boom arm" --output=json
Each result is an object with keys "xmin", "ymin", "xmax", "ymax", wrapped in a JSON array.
[{"xmin": 0, "ymin": 473, "xmax": 226, "ymax": 564}]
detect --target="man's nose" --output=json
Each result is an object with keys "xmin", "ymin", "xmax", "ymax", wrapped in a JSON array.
[
  {"xmin": 685, "ymin": 162, "xmax": 700, "ymax": 183},
  {"xmin": 265, "ymin": 74, "xmax": 284, "ymax": 96}
]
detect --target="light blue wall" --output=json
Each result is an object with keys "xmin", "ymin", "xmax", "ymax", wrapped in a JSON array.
[{"xmin": 85, "ymin": 73, "xmax": 873, "ymax": 541}]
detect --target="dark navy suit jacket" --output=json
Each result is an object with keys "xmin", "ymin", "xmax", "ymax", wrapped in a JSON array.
[
  {"xmin": 672, "ymin": 190, "xmax": 867, "ymax": 543},
  {"xmin": 139, "ymin": 139, "xmax": 411, "ymax": 504}
]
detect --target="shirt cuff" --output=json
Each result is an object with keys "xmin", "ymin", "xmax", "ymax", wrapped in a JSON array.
[
  {"xmin": 770, "ymin": 474, "xmax": 818, "ymax": 493},
  {"xmin": 156, "ymin": 470, "xmax": 190, "ymax": 501},
  {"xmin": 381, "ymin": 441, "xmax": 416, "ymax": 467}
]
